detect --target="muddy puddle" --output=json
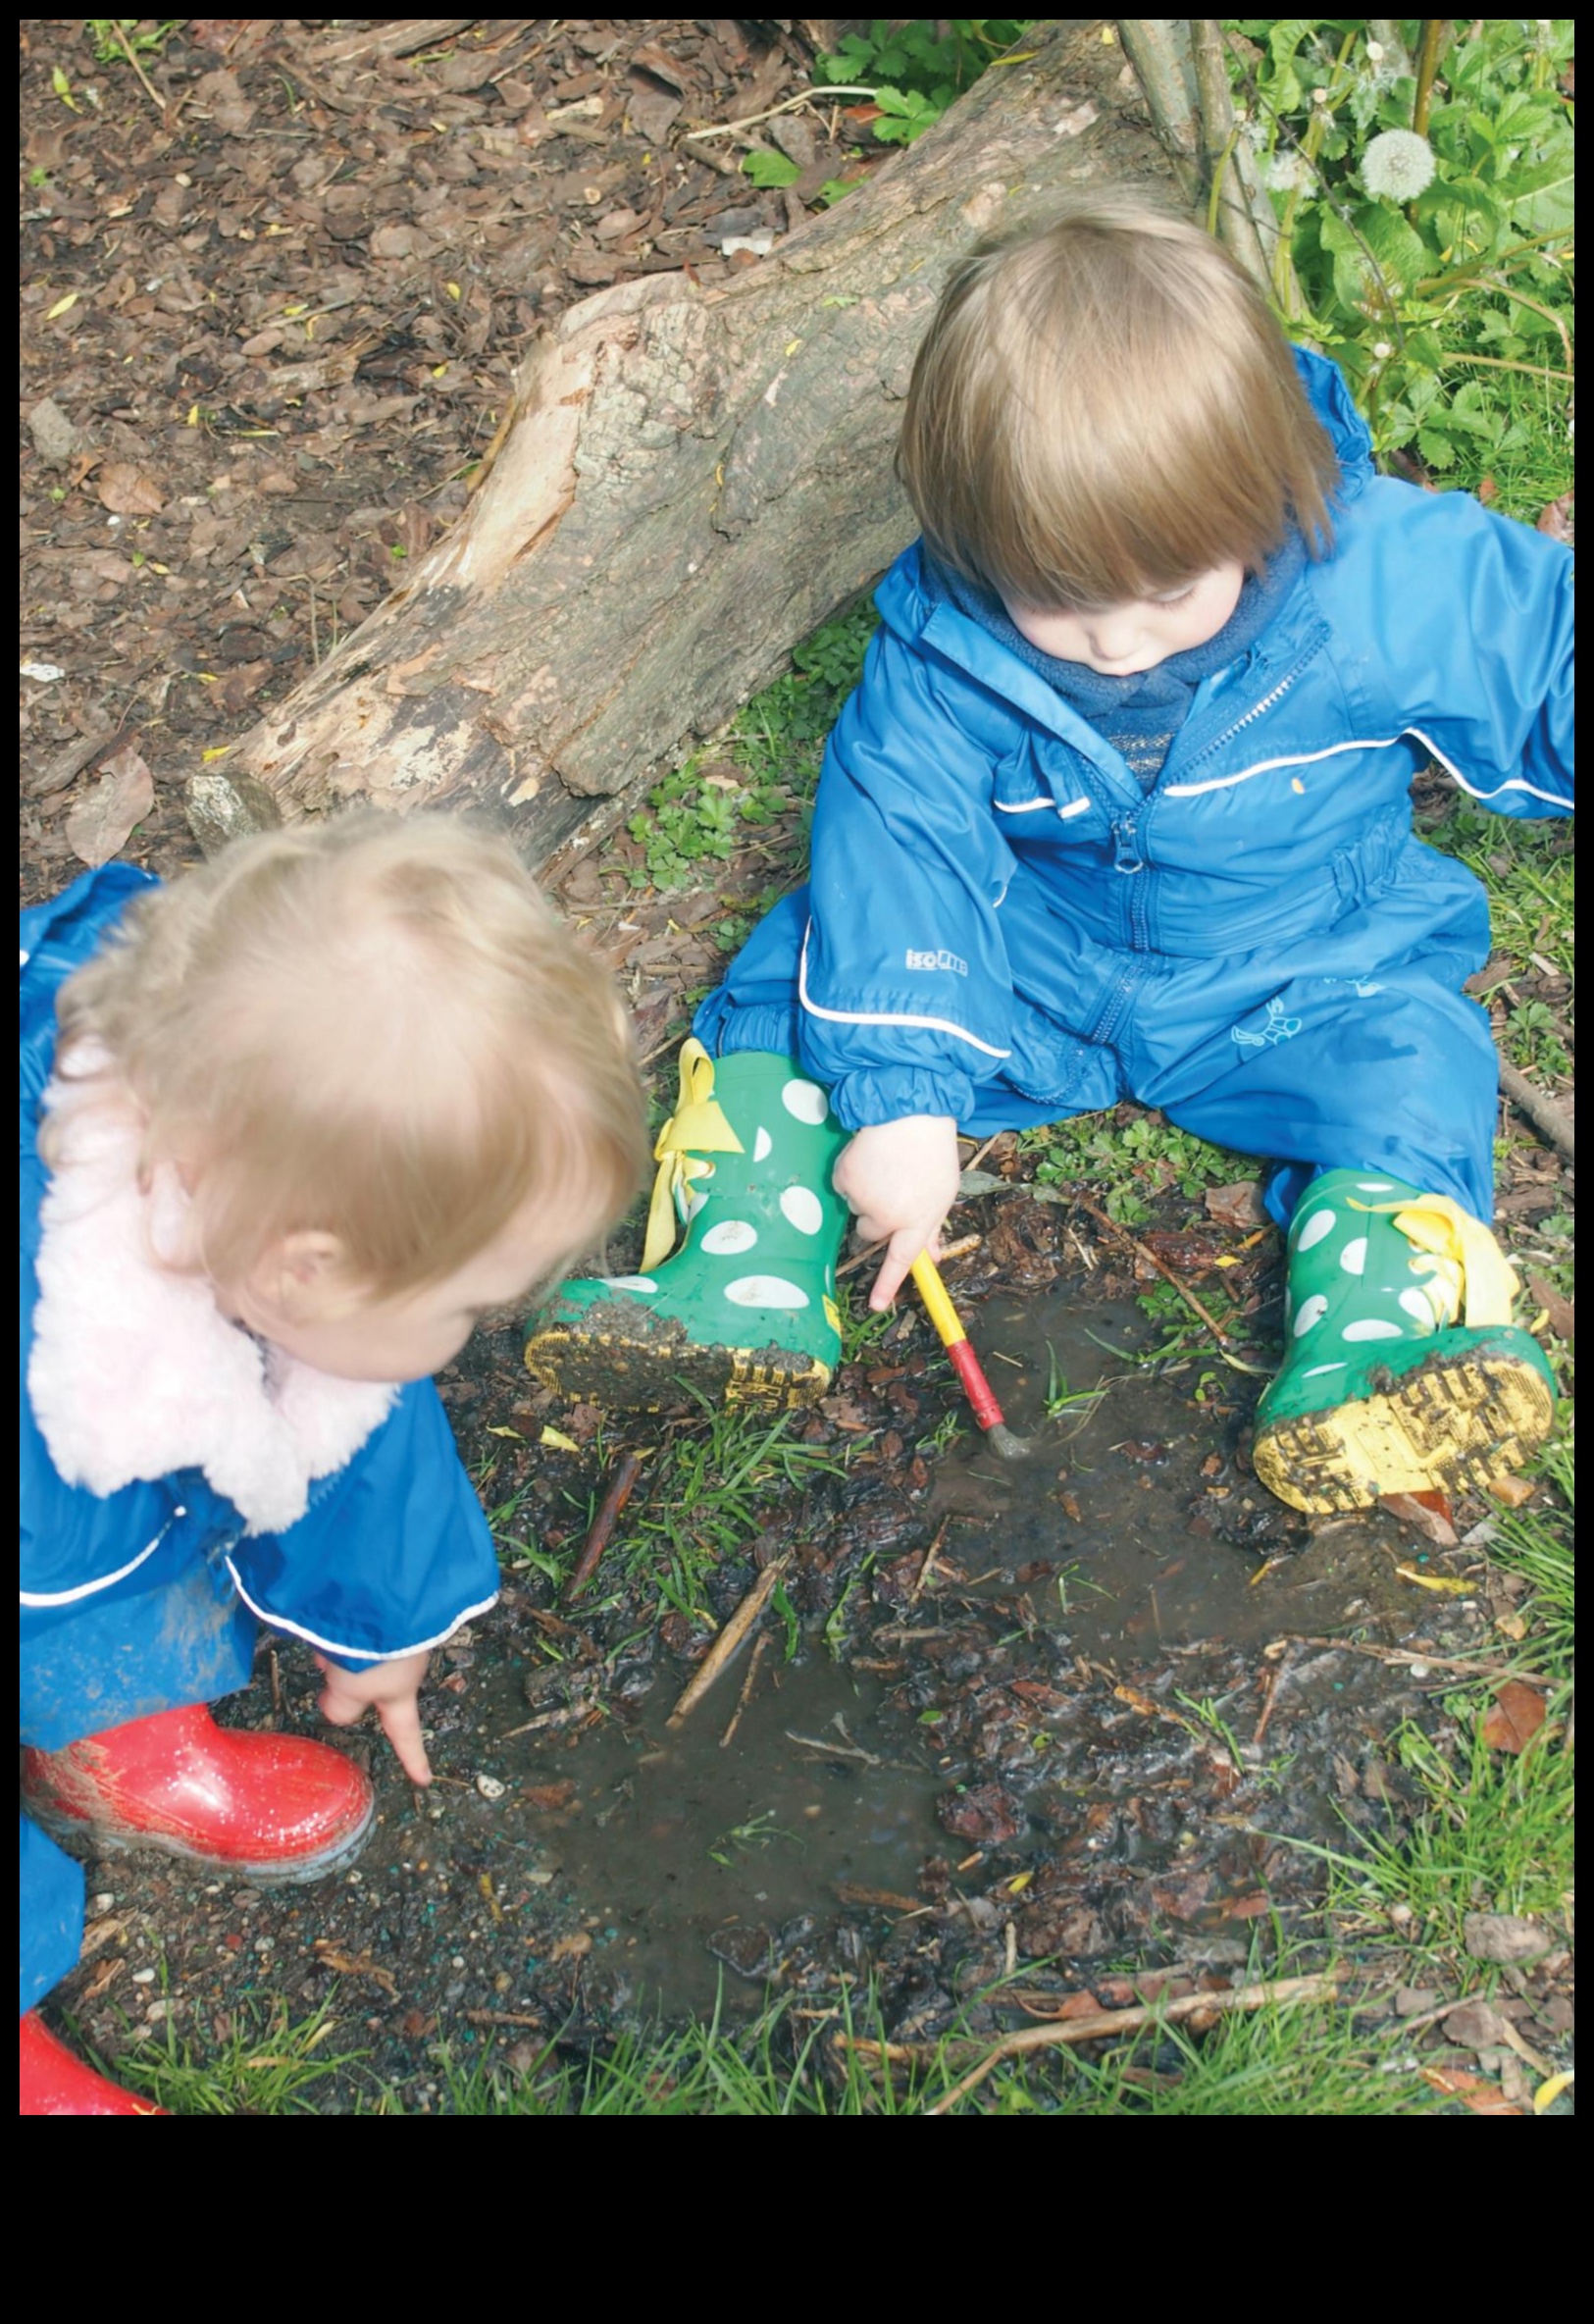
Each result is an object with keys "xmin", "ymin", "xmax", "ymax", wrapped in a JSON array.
[
  {"xmin": 359, "ymin": 1652, "xmax": 945, "ymax": 2021},
  {"xmin": 61, "ymin": 1249, "xmax": 1516, "ymax": 2099},
  {"xmin": 928, "ymin": 1287, "xmax": 1433, "ymax": 1652}
]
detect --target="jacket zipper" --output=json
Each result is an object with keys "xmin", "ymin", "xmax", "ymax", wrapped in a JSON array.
[
  {"xmin": 1107, "ymin": 657, "xmax": 1311, "ymax": 953},
  {"xmin": 1173, "ymin": 657, "xmax": 1309, "ymax": 782}
]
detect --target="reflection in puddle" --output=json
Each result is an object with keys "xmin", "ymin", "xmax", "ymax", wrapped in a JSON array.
[
  {"xmin": 932, "ymin": 1287, "xmax": 1422, "ymax": 1653},
  {"xmin": 362, "ymin": 1654, "xmax": 946, "ymax": 2021}
]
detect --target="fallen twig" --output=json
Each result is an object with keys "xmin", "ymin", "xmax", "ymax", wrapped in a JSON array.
[
  {"xmin": 1253, "ymin": 1643, "xmax": 1294, "ymax": 1746},
  {"xmin": 785, "ymin": 1728, "xmax": 882, "ymax": 1767},
  {"xmin": 668, "ymin": 1555, "xmax": 790, "ymax": 1727},
  {"xmin": 1272, "ymin": 1634, "xmax": 1555, "ymax": 1689},
  {"xmin": 1498, "ymin": 1058, "xmax": 1575, "ymax": 1164},
  {"xmin": 564, "ymin": 1448, "xmax": 646, "ymax": 1602},
  {"xmin": 687, "ymin": 85, "xmax": 877, "ymax": 140},
  {"xmin": 109, "ymin": 21, "xmax": 169, "ymax": 116},
  {"xmin": 1070, "ymin": 1191, "xmax": 1243, "ymax": 1350},
  {"xmin": 842, "ymin": 1971, "xmax": 1339, "ymax": 2113},
  {"xmin": 719, "ymin": 1629, "xmax": 769, "ymax": 1750},
  {"xmin": 908, "ymin": 1516, "xmax": 952, "ymax": 1605}
]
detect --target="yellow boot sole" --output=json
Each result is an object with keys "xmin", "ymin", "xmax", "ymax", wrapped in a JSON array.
[
  {"xmin": 1253, "ymin": 1344, "xmax": 1556, "ymax": 1516},
  {"xmin": 525, "ymin": 1308, "xmax": 833, "ymax": 1414}
]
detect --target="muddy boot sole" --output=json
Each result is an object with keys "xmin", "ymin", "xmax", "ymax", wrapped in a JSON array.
[
  {"xmin": 1253, "ymin": 1344, "xmax": 1557, "ymax": 1515},
  {"xmin": 22, "ymin": 1790, "xmax": 377, "ymax": 1887},
  {"xmin": 526, "ymin": 1306, "xmax": 833, "ymax": 1413}
]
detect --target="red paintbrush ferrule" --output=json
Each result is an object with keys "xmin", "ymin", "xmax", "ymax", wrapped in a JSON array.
[{"xmin": 945, "ymin": 1336, "xmax": 1005, "ymax": 1433}]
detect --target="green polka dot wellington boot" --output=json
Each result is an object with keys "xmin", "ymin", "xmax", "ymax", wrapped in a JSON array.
[
  {"xmin": 1252, "ymin": 1169, "xmax": 1556, "ymax": 1515},
  {"xmin": 525, "ymin": 1042, "xmax": 849, "ymax": 1411}
]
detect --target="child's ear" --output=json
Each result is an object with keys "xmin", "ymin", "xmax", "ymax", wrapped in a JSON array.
[{"xmin": 245, "ymin": 1229, "xmax": 352, "ymax": 1324}]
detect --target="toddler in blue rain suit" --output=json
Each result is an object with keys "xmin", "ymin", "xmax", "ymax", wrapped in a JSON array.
[
  {"xmin": 528, "ymin": 190, "xmax": 1571, "ymax": 1513},
  {"xmin": 21, "ymin": 817, "xmax": 645, "ymax": 2111}
]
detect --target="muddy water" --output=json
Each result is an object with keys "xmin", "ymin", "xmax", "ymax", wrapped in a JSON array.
[
  {"xmin": 930, "ymin": 1285, "xmax": 1421, "ymax": 1652},
  {"xmin": 361, "ymin": 1652, "xmax": 944, "ymax": 2021},
  {"xmin": 357, "ymin": 1285, "xmax": 1427, "ymax": 2024}
]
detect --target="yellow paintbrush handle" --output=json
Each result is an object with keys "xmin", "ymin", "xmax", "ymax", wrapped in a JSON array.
[{"xmin": 910, "ymin": 1252, "xmax": 966, "ymax": 1347}]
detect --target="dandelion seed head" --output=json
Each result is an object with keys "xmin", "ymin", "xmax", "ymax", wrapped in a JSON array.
[
  {"xmin": 1362, "ymin": 128, "xmax": 1437, "ymax": 201},
  {"xmin": 1371, "ymin": 341, "xmax": 1394, "ymax": 361},
  {"xmin": 1265, "ymin": 152, "xmax": 1314, "ymax": 195}
]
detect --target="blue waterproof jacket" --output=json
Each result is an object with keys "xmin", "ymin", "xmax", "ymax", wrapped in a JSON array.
[
  {"xmin": 786, "ymin": 351, "xmax": 1573, "ymax": 1136},
  {"xmin": 20, "ymin": 865, "xmax": 500, "ymax": 1754}
]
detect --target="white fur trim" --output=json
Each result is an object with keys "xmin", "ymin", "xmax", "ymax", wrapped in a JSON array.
[{"xmin": 27, "ymin": 1084, "xmax": 396, "ymax": 1535}]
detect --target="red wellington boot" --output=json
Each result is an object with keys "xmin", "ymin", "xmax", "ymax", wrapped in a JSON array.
[
  {"xmin": 20, "ymin": 2011, "xmax": 166, "ymax": 2116},
  {"xmin": 22, "ymin": 1704, "xmax": 375, "ymax": 1884}
]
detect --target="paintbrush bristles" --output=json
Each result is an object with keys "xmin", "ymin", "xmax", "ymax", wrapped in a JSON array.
[{"xmin": 984, "ymin": 1422, "xmax": 1031, "ymax": 1462}]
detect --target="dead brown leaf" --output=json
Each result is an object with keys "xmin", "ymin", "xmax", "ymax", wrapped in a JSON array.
[
  {"xmin": 1378, "ymin": 1488, "xmax": 1458, "ymax": 1547},
  {"xmin": 1204, "ymin": 1179, "xmax": 1268, "ymax": 1230},
  {"xmin": 1535, "ymin": 491, "xmax": 1574, "ymax": 545},
  {"xmin": 80, "ymin": 1953, "xmax": 128, "ymax": 2002},
  {"xmin": 521, "ymin": 1780, "xmax": 579, "ymax": 1812},
  {"xmin": 95, "ymin": 461, "xmax": 166, "ymax": 517},
  {"xmin": 1526, "ymin": 1270, "xmax": 1574, "ymax": 1341},
  {"xmin": 549, "ymin": 1930, "xmax": 592, "ymax": 1963},
  {"xmin": 1480, "ymin": 1680, "xmax": 1548, "ymax": 1755},
  {"xmin": 312, "ymin": 1938, "xmax": 398, "ymax": 1996},
  {"xmin": 64, "ymin": 746, "xmax": 155, "ymax": 867},
  {"xmin": 1486, "ymin": 1472, "xmax": 1537, "ymax": 1509},
  {"xmin": 1419, "ymin": 2064, "xmax": 1522, "ymax": 2114}
]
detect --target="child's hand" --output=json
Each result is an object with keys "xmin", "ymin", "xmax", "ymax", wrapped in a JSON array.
[
  {"xmin": 833, "ymin": 1115, "xmax": 961, "ymax": 1312},
  {"xmin": 314, "ymin": 1648, "xmax": 433, "ymax": 1785}
]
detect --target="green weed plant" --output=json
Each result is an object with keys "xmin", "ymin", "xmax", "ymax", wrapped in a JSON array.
[{"xmin": 1225, "ymin": 19, "xmax": 1573, "ymax": 501}]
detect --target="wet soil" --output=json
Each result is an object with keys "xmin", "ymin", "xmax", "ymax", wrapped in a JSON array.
[
  {"xmin": 52, "ymin": 1217, "xmax": 1557, "ymax": 2106},
  {"xmin": 20, "ymin": 18, "xmax": 866, "ymax": 909},
  {"xmin": 22, "ymin": 23, "xmax": 1572, "ymax": 2109}
]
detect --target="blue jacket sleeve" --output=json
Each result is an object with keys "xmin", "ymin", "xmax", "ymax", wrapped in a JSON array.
[
  {"xmin": 226, "ymin": 1378, "xmax": 499, "ymax": 1669},
  {"xmin": 798, "ymin": 629, "xmax": 1020, "ymax": 1129},
  {"xmin": 1326, "ymin": 480, "xmax": 1572, "ymax": 820}
]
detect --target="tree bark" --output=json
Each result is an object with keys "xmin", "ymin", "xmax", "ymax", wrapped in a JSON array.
[{"xmin": 199, "ymin": 20, "xmax": 1171, "ymax": 871}]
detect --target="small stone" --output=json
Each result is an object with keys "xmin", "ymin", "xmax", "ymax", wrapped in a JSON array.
[
  {"xmin": 131, "ymin": 1967, "xmax": 157, "ymax": 1985},
  {"xmin": 475, "ymin": 1773, "xmax": 506, "ymax": 1800},
  {"xmin": 1464, "ymin": 1911, "xmax": 1554, "ymax": 1964},
  {"xmin": 1393, "ymin": 1986, "xmax": 1440, "ymax": 2016},
  {"xmin": 28, "ymin": 395, "xmax": 79, "ymax": 467},
  {"xmin": 1443, "ymin": 1999, "xmax": 1507, "ymax": 2050},
  {"xmin": 768, "ymin": 115, "xmax": 816, "ymax": 168}
]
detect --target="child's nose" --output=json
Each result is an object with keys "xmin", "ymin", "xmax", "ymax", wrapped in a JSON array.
[{"xmin": 1087, "ymin": 615, "xmax": 1143, "ymax": 662}]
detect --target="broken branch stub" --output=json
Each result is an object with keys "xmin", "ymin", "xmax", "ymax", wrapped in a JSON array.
[{"xmin": 195, "ymin": 22, "xmax": 1171, "ymax": 870}]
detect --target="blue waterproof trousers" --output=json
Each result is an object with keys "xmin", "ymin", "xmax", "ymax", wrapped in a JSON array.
[{"xmin": 694, "ymin": 881, "xmax": 1500, "ymax": 1229}]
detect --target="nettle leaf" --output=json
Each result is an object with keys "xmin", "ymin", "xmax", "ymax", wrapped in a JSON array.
[
  {"xmin": 1316, "ymin": 206, "xmax": 1378, "ymax": 316},
  {"xmin": 1507, "ymin": 160, "xmax": 1574, "ymax": 235},
  {"xmin": 1416, "ymin": 427, "xmax": 1458, "ymax": 470},
  {"xmin": 1354, "ymin": 203, "xmax": 1432, "ymax": 299}
]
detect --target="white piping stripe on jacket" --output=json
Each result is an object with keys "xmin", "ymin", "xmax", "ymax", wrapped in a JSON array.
[
  {"xmin": 225, "ymin": 1558, "xmax": 499, "ymax": 1663},
  {"xmin": 1166, "ymin": 727, "xmax": 1569, "ymax": 807},
  {"xmin": 994, "ymin": 795, "xmax": 1092, "ymax": 819},
  {"xmin": 798, "ymin": 923, "xmax": 1012, "ymax": 1060},
  {"xmin": 20, "ymin": 1519, "xmax": 173, "ymax": 1608}
]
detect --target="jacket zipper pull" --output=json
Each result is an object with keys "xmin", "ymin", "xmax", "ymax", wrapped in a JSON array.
[{"xmin": 1111, "ymin": 818, "xmax": 1143, "ymax": 874}]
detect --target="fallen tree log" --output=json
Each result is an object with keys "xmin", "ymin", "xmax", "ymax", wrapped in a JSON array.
[{"xmin": 192, "ymin": 21, "xmax": 1171, "ymax": 869}]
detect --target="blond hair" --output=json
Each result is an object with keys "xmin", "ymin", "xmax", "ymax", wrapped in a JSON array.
[
  {"xmin": 46, "ymin": 813, "xmax": 648, "ymax": 1297},
  {"xmin": 899, "ymin": 188, "xmax": 1340, "ymax": 610}
]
